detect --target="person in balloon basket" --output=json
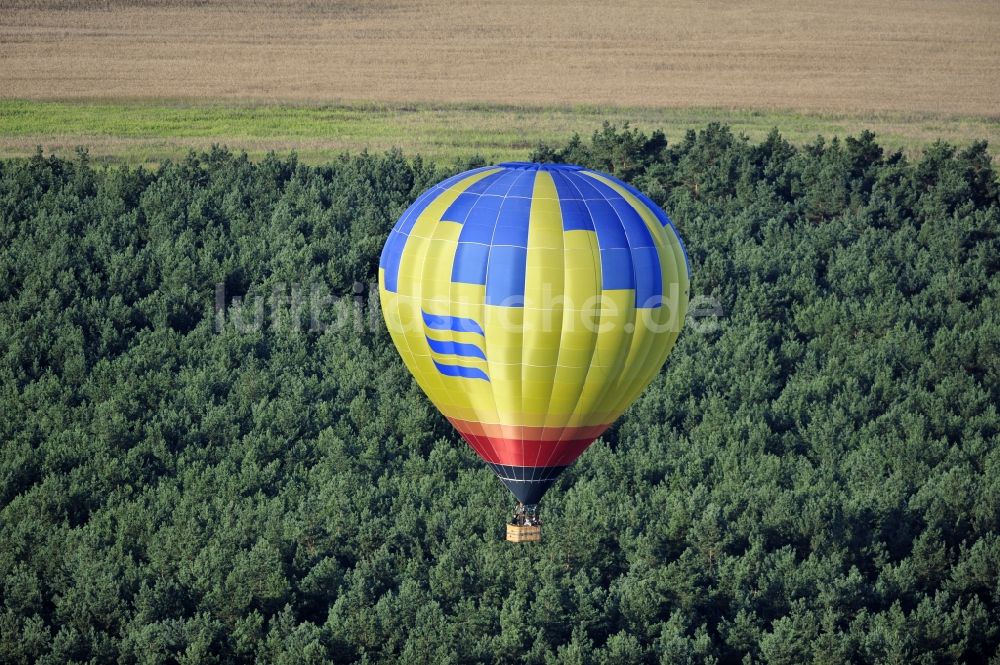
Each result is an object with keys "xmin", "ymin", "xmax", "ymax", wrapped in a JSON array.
[{"xmin": 512, "ymin": 503, "xmax": 541, "ymax": 527}]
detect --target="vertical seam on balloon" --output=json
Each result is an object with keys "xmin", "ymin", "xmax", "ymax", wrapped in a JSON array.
[
  {"xmin": 543, "ymin": 171, "xmax": 607, "ymax": 472},
  {"xmin": 443, "ymin": 194, "xmax": 503, "ymax": 440},
  {"xmin": 629, "ymin": 196, "xmax": 686, "ymax": 410},
  {"xmin": 569, "ymin": 170, "xmax": 640, "ymax": 449},
  {"xmin": 512, "ymin": 169, "xmax": 536, "ymax": 488},
  {"xmin": 583, "ymin": 173, "xmax": 669, "ymax": 416},
  {"xmin": 391, "ymin": 183, "xmax": 447, "ymax": 416},
  {"xmin": 481, "ymin": 167, "xmax": 526, "ymax": 471},
  {"xmin": 394, "ymin": 191, "xmax": 451, "ymax": 446},
  {"xmin": 608, "ymin": 179, "xmax": 688, "ymax": 421},
  {"xmin": 520, "ymin": 169, "xmax": 540, "ymax": 487},
  {"xmin": 394, "ymin": 174, "xmax": 483, "ymax": 379},
  {"xmin": 382, "ymin": 183, "xmax": 441, "ymax": 292},
  {"xmin": 590, "ymin": 174, "xmax": 677, "ymax": 418},
  {"xmin": 411, "ymin": 185, "xmax": 469, "ymax": 422},
  {"xmin": 597, "ymin": 171, "xmax": 691, "ymax": 281},
  {"xmin": 618, "ymin": 196, "xmax": 670, "ymax": 412},
  {"xmin": 641, "ymin": 208, "xmax": 691, "ymax": 405},
  {"xmin": 524, "ymin": 170, "xmax": 562, "ymax": 487},
  {"xmin": 637, "ymin": 187, "xmax": 690, "ymax": 403},
  {"xmin": 400, "ymin": 172, "xmax": 495, "ymax": 459},
  {"xmin": 457, "ymin": 181, "xmax": 505, "ymax": 468},
  {"xmin": 550, "ymin": 172, "xmax": 604, "ymax": 458}
]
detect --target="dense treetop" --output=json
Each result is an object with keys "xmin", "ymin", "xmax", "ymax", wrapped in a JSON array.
[{"xmin": 1, "ymin": 125, "xmax": 998, "ymax": 663}]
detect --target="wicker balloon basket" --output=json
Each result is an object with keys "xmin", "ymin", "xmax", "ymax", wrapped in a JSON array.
[{"xmin": 506, "ymin": 523, "xmax": 541, "ymax": 543}]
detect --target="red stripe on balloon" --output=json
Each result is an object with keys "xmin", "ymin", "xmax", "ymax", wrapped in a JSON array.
[
  {"xmin": 457, "ymin": 432, "xmax": 598, "ymax": 467},
  {"xmin": 446, "ymin": 417, "xmax": 609, "ymax": 442}
]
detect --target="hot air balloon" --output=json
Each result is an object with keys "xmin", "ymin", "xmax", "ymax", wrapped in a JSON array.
[{"xmin": 378, "ymin": 162, "xmax": 690, "ymax": 542}]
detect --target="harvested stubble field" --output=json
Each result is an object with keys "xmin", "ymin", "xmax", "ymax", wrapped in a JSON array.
[{"xmin": 1, "ymin": 0, "xmax": 998, "ymax": 163}]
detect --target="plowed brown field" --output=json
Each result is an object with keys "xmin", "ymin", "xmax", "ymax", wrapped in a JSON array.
[{"xmin": 2, "ymin": 0, "xmax": 998, "ymax": 115}]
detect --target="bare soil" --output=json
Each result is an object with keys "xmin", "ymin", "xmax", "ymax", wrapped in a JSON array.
[{"xmin": 2, "ymin": 0, "xmax": 998, "ymax": 115}]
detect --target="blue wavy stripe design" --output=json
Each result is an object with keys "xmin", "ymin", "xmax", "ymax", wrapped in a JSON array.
[
  {"xmin": 425, "ymin": 336, "xmax": 487, "ymax": 360},
  {"xmin": 422, "ymin": 310, "xmax": 485, "ymax": 336},
  {"xmin": 432, "ymin": 360, "xmax": 490, "ymax": 382}
]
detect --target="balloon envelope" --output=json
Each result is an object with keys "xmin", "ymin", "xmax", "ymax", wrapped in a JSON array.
[{"xmin": 379, "ymin": 162, "xmax": 690, "ymax": 504}]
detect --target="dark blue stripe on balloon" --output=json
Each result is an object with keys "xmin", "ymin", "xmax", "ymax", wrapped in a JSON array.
[
  {"xmin": 433, "ymin": 360, "xmax": 490, "ymax": 382},
  {"xmin": 437, "ymin": 166, "xmax": 499, "ymax": 191},
  {"xmin": 486, "ymin": 464, "xmax": 567, "ymax": 504},
  {"xmin": 583, "ymin": 175, "xmax": 657, "ymax": 248},
  {"xmin": 425, "ymin": 336, "xmax": 487, "ymax": 360},
  {"xmin": 608, "ymin": 176, "xmax": 671, "ymax": 226},
  {"xmin": 630, "ymin": 246, "xmax": 663, "ymax": 307},
  {"xmin": 486, "ymin": 463, "xmax": 567, "ymax": 481},
  {"xmin": 498, "ymin": 162, "xmax": 584, "ymax": 172},
  {"xmin": 379, "ymin": 230, "xmax": 407, "ymax": 292},
  {"xmin": 388, "ymin": 189, "xmax": 437, "ymax": 245},
  {"xmin": 422, "ymin": 311, "xmax": 485, "ymax": 336},
  {"xmin": 551, "ymin": 170, "xmax": 582, "ymax": 199},
  {"xmin": 440, "ymin": 171, "xmax": 506, "ymax": 223},
  {"xmin": 585, "ymin": 192, "xmax": 637, "ymax": 293},
  {"xmin": 440, "ymin": 192, "xmax": 479, "ymax": 223},
  {"xmin": 451, "ymin": 167, "xmax": 534, "ymax": 296}
]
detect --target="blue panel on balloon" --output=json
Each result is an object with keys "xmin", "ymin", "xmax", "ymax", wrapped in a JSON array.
[
  {"xmin": 584, "ymin": 177, "xmax": 654, "ymax": 245},
  {"xmin": 486, "ymin": 245, "xmax": 527, "ymax": 306},
  {"xmin": 504, "ymin": 169, "xmax": 537, "ymax": 198},
  {"xmin": 396, "ymin": 188, "xmax": 438, "ymax": 234},
  {"xmin": 558, "ymin": 197, "xmax": 594, "ymax": 232},
  {"xmin": 491, "ymin": 197, "xmax": 531, "ymax": 246},
  {"xmin": 452, "ymin": 242, "xmax": 490, "ymax": 284},
  {"xmin": 610, "ymin": 199, "xmax": 654, "ymax": 246},
  {"xmin": 378, "ymin": 188, "xmax": 438, "ymax": 293},
  {"xmin": 381, "ymin": 166, "xmax": 497, "ymax": 292},
  {"xmin": 380, "ymin": 230, "xmax": 408, "ymax": 292},
  {"xmin": 456, "ymin": 196, "xmax": 503, "ymax": 241},
  {"xmin": 568, "ymin": 172, "xmax": 605, "ymax": 199},
  {"xmin": 440, "ymin": 171, "xmax": 506, "ymax": 223},
  {"xmin": 437, "ymin": 165, "xmax": 495, "ymax": 191},
  {"xmin": 476, "ymin": 169, "xmax": 520, "ymax": 195},
  {"xmin": 600, "ymin": 247, "xmax": 635, "ymax": 291},
  {"xmin": 590, "ymin": 171, "xmax": 692, "ymax": 277},
  {"xmin": 588, "ymin": 199, "xmax": 630, "ymax": 249},
  {"xmin": 551, "ymin": 171, "xmax": 583, "ymax": 200},
  {"xmin": 630, "ymin": 246, "xmax": 663, "ymax": 307},
  {"xmin": 615, "ymin": 177, "xmax": 671, "ymax": 226},
  {"xmin": 461, "ymin": 170, "xmax": 507, "ymax": 195},
  {"xmin": 440, "ymin": 192, "xmax": 479, "ymax": 224}
]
